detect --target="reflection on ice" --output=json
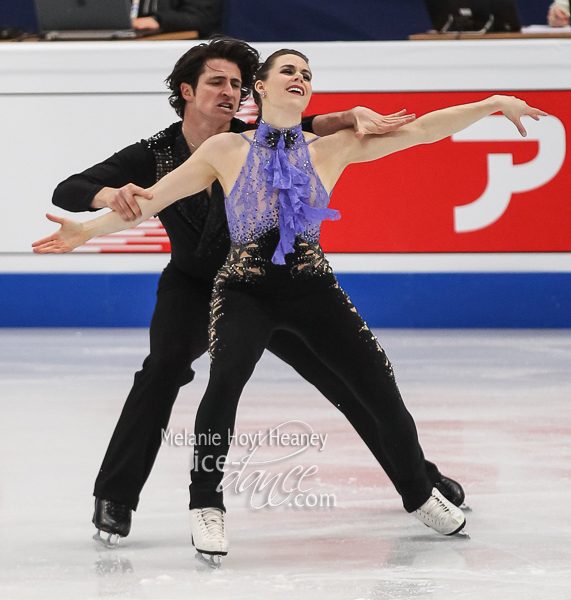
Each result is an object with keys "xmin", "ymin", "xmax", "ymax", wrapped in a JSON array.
[{"xmin": 95, "ymin": 554, "xmax": 137, "ymax": 597}]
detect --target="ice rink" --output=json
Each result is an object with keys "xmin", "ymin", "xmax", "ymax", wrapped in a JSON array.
[{"xmin": 1, "ymin": 328, "xmax": 570, "ymax": 600}]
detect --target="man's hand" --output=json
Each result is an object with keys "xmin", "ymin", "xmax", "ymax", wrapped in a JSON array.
[
  {"xmin": 350, "ymin": 106, "xmax": 416, "ymax": 139},
  {"xmin": 32, "ymin": 214, "xmax": 88, "ymax": 254},
  {"xmin": 548, "ymin": 5, "xmax": 569, "ymax": 27},
  {"xmin": 311, "ymin": 107, "xmax": 416, "ymax": 138},
  {"xmin": 132, "ymin": 16, "xmax": 160, "ymax": 30},
  {"xmin": 92, "ymin": 185, "xmax": 153, "ymax": 221}
]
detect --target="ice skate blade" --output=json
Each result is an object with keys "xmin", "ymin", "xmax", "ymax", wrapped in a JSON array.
[
  {"xmin": 195, "ymin": 552, "xmax": 222, "ymax": 569},
  {"xmin": 460, "ymin": 503, "xmax": 472, "ymax": 511},
  {"xmin": 93, "ymin": 529, "xmax": 121, "ymax": 549},
  {"xmin": 455, "ymin": 527, "xmax": 470, "ymax": 538}
]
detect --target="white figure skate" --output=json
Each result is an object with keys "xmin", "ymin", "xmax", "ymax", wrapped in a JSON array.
[
  {"xmin": 413, "ymin": 488, "xmax": 468, "ymax": 536},
  {"xmin": 190, "ymin": 507, "xmax": 228, "ymax": 568}
]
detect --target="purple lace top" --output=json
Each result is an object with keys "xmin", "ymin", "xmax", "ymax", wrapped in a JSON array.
[{"xmin": 224, "ymin": 121, "xmax": 340, "ymax": 265}]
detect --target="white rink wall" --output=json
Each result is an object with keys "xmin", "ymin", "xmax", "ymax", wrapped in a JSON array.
[{"xmin": 0, "ymin": 40, "xmax": 570, "ymax": 326}]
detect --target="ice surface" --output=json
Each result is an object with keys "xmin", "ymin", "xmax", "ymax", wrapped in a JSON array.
[{"xmin": 1, "ymin": 328, "xmax": 570, "ymax": 599}]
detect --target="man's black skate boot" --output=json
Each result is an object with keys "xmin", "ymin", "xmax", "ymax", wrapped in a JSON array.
[
  {"xmin": 93, "ymin": 498, "xmax": 132, "ymax": 548},
  {"xmin": 434, "ymin": 475, "xmax": 465, "ymax": 508}
]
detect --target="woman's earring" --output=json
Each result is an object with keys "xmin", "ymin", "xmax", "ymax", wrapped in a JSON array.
[{"xmin": 261, "ymin": 91, "xmax": 266, "ymax": 97}]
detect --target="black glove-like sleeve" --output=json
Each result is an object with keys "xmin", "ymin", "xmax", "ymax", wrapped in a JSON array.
[{"xmin": 52, "ymin": 143, "xmax": 155, "ymax": 213}]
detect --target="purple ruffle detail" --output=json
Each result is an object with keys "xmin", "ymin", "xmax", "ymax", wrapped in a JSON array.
[{"xmin": 265, "ymin": 135, "xmax": 340, "ymax": 265}]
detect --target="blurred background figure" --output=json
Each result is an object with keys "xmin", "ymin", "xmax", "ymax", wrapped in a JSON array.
[
  {"xmin": 0, "ymin": 0, "xmax": 37, "ymax": 34},
  {"xmin": 0, "ymin": 0, "xmax": 222, "ymax": 37},
  {"xmin": 131, "ymin": 0, "xmax": 222, "ymax": 36},
  {"xmin": 547, "ymin": 0, "xmax": 570, "ymax": 26}
]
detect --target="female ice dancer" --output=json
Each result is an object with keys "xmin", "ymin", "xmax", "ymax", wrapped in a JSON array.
[{"xmin": 34, "ymin": 49, "xmax": 546, "ymax": 566}]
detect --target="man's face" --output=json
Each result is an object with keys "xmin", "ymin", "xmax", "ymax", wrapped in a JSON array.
[{"xmin": 185, "ymin": 59, "xmax": 242, "ymax": 124}]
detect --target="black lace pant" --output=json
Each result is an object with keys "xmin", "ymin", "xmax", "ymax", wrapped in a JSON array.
[
  {"xmin": 94, "ymin": 263, "xmax": 439, "ymax": 512},
  {"xmin": 190, "ymin": 271, "xmax": 433, "ymax": 513}
]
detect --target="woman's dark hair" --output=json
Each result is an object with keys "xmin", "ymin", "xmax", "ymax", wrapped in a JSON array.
[
  {"xmin": 252, "ymin": 49, "xmax": 310, "ymax": 122},
  {"xmin": 165, "ymin": 36, "xmax": 260, "ymax": 119}
]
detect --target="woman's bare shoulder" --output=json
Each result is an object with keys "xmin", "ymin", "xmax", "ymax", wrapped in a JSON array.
[
  {"xmin": 201, "ymin": 131, "xmax": 249, "ymax": 151},
  {"xmin": 240, "ymin": 129, "xmax": 256, "ymax": 141}
]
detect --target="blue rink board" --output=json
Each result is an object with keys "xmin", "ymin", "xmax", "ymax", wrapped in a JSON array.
[{"xmin": 1, "ymin": 272, "xmax": 570, "ymax": 328}]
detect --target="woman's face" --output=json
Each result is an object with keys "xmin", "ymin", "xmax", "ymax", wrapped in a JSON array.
[{"xmin": 258, "ymin": 54, "xmax": 313, "ymax": 112}]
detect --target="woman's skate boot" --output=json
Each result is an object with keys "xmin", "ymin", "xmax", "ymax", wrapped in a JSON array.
[
  {"xmin": 412, "ymin": 488, "xmax": 467, "ymax": 536},
  {"xmin": 190, "ymin": 507, "xmax": 228, "ymax": 568}
]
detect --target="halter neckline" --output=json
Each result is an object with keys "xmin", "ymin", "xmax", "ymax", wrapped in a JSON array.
[
  {"xmin": 226, "ymin": 119, "xmax": 339, "ymax": 265},
  {"xmin": 255, "ymin": 120, "xmax": 303, "ymax": 150}
]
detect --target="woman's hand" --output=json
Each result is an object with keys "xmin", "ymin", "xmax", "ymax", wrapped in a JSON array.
[
  {"xmin": 495, "ymin": 96, "xmax": 549, "ymax": 137},
  {"xmin": 32, "ymin": 214, "xmax": 88, "ymax": 254}
]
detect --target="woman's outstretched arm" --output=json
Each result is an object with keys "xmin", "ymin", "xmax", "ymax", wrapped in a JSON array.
[
  {"xmin": 32, "ymin": 135, "xmax": 235, "ymax": 253},
  {"xmin": 313, "ymin": 96, "xmax": 547, "ymax": 191}
]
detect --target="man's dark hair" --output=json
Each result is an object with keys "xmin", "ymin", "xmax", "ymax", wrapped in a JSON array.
[
  {"xmin": 165, "ymin": 36, "xmax": 260, "ymax": 119},
  {"xmin": 252, "ymin": 49, "xmax": 310, "ymax": 122}
]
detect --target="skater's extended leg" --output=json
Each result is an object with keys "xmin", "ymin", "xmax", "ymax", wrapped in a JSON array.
[
  {"xmin": 188, "ymin": 287, "xmax": 274, "ymax": 562},
  {"xmin": 286, "ymin": 284, "xmax": 431, "ymax": 512},
  {"xmin": 285, "ymin": 283, "xmax": 465, "ymax": 534},
  {"xmin": 94, "ymin": 268, "xmax": 212, "ymax": 511},
  {"xmin": 267, "ymin": 330, "xmax": 465, "ymax": 506},
  {"xmin": 190, "ymin": 288, "xmax": 274, "ymax": 511}
]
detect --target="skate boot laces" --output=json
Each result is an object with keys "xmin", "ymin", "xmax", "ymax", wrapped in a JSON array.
[
  {"xmin": 196, "ymin": 507, "xmax": 226, "ymax": 539},
  {"xmin": 413, "ymin": 488, "xmax": 467, "ymax": 536},
  {"xmin": 105, "ymin": 500, "xmax": 131, "ymax": 522}
]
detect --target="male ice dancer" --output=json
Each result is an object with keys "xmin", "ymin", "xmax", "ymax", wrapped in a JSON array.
[{"xmin": 52, "ymin": 36, "xmax": 465, "ymax": 548}]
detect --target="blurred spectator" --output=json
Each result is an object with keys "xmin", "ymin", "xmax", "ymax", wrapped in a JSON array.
[
  {"xmin": 0, "ymin": 0, "xmax": 37, "ymax": 32},
  {"xmin": 547, "ymin": 0, "xmax": 570, "ymax": 26},
  {"xmin": 132, "ymin": 0, "xmax": 222, "ymax": 36}
]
